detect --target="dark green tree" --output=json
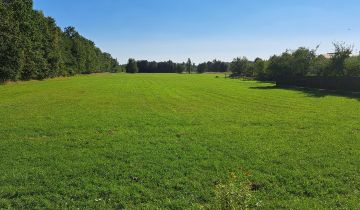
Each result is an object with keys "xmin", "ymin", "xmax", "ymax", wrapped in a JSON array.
[
  {"xmin": 0, "ymin": 0, "xmax": 119, "ymax": 82},
  {"xmin": 309, "ymin": 55, "xmax": 330, "ymax": 76},
  {"xmin": 344, "ymin": 56, "xmax": 360, "ymax": 77},
  {"xmin": 0, "ymin": 0, "xmax": 24, "ymax": 81},
  {"xmin": 197, "ymin": 63, "xmax": 208, "ymax": 73},
  {"xmin": 186, "ymin": 58, "xmax": 192, "ymax": 74},
  {"xmin": 230, "ymin": 57, "xmax": 250, "ymax": 76},
  {"xmin": 176, "ymin": 63, "xmax": 186, "ymax": 74},
  {"xmin": 329, "ymin": 42, "xmax": 353, "ymax": 76},
  {"xmin": 205, "ymin": 60, "xmax": 229, "ymax": 72},
  {"xmin": 126, "ymin": 58, "xmax": 138, "ymax": 73},
  {"xmin": 253, "ymin": 58, "xmax": 266, "ymax": 79},
  {"xmin": 291, "ymin": 47, "xmax": 316, "ymax": 76},
  {"xmin": 267, "ymin": 52, "xmax": 293, "ymax": 79},
  {"xmin": 266, "ymin": 47, "xmax": 317, "ymax": 79}
]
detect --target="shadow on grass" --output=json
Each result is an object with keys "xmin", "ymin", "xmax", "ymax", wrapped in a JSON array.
[{"xmin": 250, "ymin": 84, "xmax": 360, "ymax": 101}]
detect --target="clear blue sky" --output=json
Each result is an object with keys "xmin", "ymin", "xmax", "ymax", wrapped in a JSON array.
[{"xmin": 34, "ymin": 0, "xmax": 360, "ymax": 64}]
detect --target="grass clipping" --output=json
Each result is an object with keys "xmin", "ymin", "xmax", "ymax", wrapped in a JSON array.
[{"xmin": 214, "ymin": 172, "xmax": 261, "ymax": 209}]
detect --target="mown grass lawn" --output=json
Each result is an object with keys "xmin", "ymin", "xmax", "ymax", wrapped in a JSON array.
[{"xmin": 0, "ymin": 73, "xmax": 359, "ymax": 209}]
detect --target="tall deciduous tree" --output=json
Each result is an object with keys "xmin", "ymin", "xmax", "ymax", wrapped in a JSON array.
[
  {"xmin": 126, "ymin": 58, "xmax": 138, "ymax": 73},
  {"xmin": 330, "ymin": 42, "xmax": 353, "ymax": 76},
  {"xmin": 230, "ymin": 57, "xmax": 249, "ymax": 76},
  {"xmin": 0, "ymin": 0, "xmax": 119, "ymax": 82},
  {"xmin": 0, "ymin": 0, "xmax": 23, "ymax": 81}
]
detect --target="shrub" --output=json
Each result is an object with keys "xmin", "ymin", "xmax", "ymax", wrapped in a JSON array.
[
  {"xmin": 344, "ymin": 56, "xmax": 360, "ymax": 77},
  {"xmin": 309, "ymin": 55, "xmax": 330, "ymax": 76}
]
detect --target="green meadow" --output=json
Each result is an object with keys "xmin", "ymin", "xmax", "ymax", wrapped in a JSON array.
[{"xmin": 0, "ymin": 73, "xmax": 359, "ymax": 209}]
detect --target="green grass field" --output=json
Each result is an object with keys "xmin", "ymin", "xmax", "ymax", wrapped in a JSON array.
[{"xmin": 0, "ymin": 73, "xmax": 359, "ymax": 209}]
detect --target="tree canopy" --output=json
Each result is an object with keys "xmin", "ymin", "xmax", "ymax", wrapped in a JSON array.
[
  {"xmin": 0, "ymin": 0, "xmax": 119, "ymax": 82},
  {"xmin": 125, "ymin": 59, "xmax": 139, "ymax": 73}
]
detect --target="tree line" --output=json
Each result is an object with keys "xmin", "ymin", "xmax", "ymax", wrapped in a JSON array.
[
  {"xmin": 2, "ymin": 1, "xmax": 358, "ymax": 82},
  {"xmin": 125, "ymin": 59, "xmax": 228, "ymax": 74},
  {"xmin": 125, "ymin": 42, "xmax": 360, "ymax": 80},
  {"xmin": 228, "ymin": 43, "xmax": 360, "ymax": 80},
  {"xmin": 125, "ymin": 58, "xmax": 196, "ymax": 74},
  {"xmin": 0, "ymin": 0, "xmax": 120, "ymax": 82}
]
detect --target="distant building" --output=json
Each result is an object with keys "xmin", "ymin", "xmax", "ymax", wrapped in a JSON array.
[
  {"xmin": 322, "ymin": 53, "xmax": 335, "ymax": 59},
  {"xmin": 322, "ymin": 52, "xmax": 359, "ymax": 59}
]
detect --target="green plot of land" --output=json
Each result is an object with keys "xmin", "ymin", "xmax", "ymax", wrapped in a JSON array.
[{"xmin": 0, "ymin": 73, "xmax": 359, "ymax": 209}]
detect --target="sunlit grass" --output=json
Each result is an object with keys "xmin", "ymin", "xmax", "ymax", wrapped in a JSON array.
[{"xmin": 0, "ymin": 73, "xmax": 359, "ymax": 209}]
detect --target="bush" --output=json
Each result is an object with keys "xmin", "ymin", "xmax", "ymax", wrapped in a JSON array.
[
  {"xmin": 345, "ymin": 56, "xmax": 360, "ymax": 77},
  {"xmin": 309, "ymin": 55, "xmax": 330, "ymax": 76},
  {"xmin": 267, "ymin": 47, "xmax": 316, "ymax": 79}
]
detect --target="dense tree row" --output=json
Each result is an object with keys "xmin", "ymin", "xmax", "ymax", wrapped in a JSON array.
[
  {"xmin": 3, "ymin": 1, "xmax": 358, "ymax": 83},
  {"xmin": 0, "ymin": 0, "xmax": 119, "ymax": 82},
  {"xmin": 126, "ymin": 59, "xmax": 228, "ymax": 74},
  {"xmin": 137, "ymin": 60, "xmax": 177, "ymax": 73},
  {"xmin": 228, "ymin": 43, "xmax": 360, "ymax": 80},
  {"xmin": 125, "ymin": 43, "xmax": 360, "ymax": 80},
  {"xmin": 125, "ymin": 59, "xmax": 195, "ymax": 74},
  {"xmin": 197, "ymin": 60, "xmax": 229, "ymax": 73}
]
